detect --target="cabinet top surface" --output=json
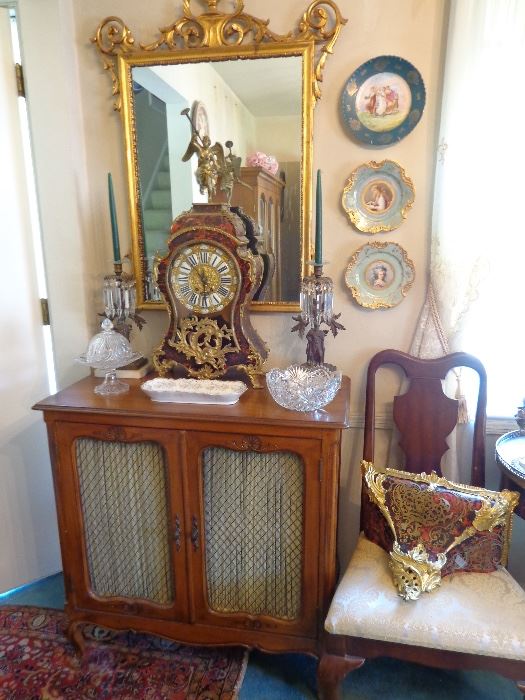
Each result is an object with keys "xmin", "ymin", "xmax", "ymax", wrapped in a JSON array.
[{"xmin": 33, "ymin": 374, "xmax": 351, "ymax": 430}]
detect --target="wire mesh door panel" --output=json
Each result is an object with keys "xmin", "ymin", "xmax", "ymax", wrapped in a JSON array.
[
  {"xmin": 76, "ymin": 437, "xmax": 172, "ymax": 601},
  {"xmin": 185, "ymin": 433, "xmax": 321, "ymax": 637},
  {"xmin": 54, "ymin": 422, "xmax": 188, "ymax": 620}
]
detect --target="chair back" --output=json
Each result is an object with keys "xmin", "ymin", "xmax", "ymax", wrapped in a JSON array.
[{"xmin": 363, "ymin": 350, "xmax": 487, "ymax": 486}]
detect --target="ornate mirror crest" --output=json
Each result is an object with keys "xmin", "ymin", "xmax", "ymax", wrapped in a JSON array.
[
  {"xmin": 92, "ymin": 0, "xmax": 346, "ymax": 311},
  {"xmin": 92, "ymin": 0, "xmax": 346, "ymax": 109}
]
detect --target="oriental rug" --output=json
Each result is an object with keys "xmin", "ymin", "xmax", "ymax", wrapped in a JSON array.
[{"xmin": 0, "ymin": 605, "xmax": 248, "ymax": 699}]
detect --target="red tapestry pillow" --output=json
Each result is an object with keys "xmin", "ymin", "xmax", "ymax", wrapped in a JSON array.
[{"xmin": 361, "ymin": 461, "xmax": 519, "ymax": 599}]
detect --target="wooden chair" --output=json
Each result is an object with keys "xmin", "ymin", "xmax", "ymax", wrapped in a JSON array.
[{"xmin": 318, "ymin": 350, "xmax": 525, "ymax": 699}]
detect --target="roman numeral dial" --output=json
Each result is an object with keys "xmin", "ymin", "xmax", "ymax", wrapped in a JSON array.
[{"xmin": 170, "ymin": 242, "xmax": 238, "ymax": 314}]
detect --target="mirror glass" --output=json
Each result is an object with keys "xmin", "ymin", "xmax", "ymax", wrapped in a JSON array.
[{"xmin": 129, "ymin": 54, "xmax": 304, "ymax": 308}]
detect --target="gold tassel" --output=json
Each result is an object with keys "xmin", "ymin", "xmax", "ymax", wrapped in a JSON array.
[{"xmin": 454, "ymin": 369, "xmax": 469, "ymax": 424}]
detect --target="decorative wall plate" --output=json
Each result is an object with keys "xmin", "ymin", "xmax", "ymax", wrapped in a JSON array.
[
  {"xmin": 342, "ymin": 160, "xmax": 415, "ymax": 233},
  {"xmin": 345, "ymin": 241, "xmax": 415, "ymax": 309},
  {"xmin": 340, "ymin": 56, "xmax": 425, "ymax": 146}
]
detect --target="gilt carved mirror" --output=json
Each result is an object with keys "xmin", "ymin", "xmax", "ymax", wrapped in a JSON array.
[{"xmin": 92, "ymin": 0, "xmax": 346, "ymax": 311}]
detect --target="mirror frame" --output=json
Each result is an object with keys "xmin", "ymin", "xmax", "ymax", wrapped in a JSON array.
[{"xmin": 92, "ymin": 0, "xmax": 346, "ymax": 312}]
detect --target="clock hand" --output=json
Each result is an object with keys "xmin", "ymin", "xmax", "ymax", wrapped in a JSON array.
[{"xmin": 198, "ymin": 269, "xmax": 209, "ymax": 294}]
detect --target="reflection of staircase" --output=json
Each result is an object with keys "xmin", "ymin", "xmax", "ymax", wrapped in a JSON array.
[{"xmin": 143, "ymin": 155, "xmax": 173, "ymax": 256}]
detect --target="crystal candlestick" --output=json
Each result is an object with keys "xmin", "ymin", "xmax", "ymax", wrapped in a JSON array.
[
  {"xmin": 144, "ymin": 255, "xmax": 162, "ymax": 302},
  {"xmin": 291, "ymin": 261, "xmax": 345, "ymax": 367},
  {"xmin": 300, "ymin": 264, "xmax": 334, "ymax": 328},
  {"xmin": 103, "ymin": 262, "xmax": 136, "ymax": 324}
]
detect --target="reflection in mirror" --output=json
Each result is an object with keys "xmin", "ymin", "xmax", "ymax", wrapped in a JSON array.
[{"xmin": 131, "ymin": 56, "xmax": 302, "ymax": 305}]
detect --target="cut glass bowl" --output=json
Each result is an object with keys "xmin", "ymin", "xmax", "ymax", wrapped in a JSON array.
[{"xmin": 266, "ymin": 363, "xmax": 341, "ymax": 412}]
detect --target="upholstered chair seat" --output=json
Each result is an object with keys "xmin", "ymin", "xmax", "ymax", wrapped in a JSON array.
[{"xmin": 325, "ymin": 534, "xmax": 525, "ymax": 661}]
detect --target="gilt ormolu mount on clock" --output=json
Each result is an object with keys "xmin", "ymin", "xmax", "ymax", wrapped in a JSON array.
[{"xmin": 153, "ymin": 204, "xmax": 268, "ymax": 387}]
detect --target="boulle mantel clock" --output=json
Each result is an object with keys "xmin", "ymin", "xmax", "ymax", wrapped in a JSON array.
[{"xmin": 153, "ymin": 203, "xmax": 268, "ymax": 387}]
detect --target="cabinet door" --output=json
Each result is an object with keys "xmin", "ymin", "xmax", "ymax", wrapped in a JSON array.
[
  {"xmin": 184, "ymin": 432, "xmax": 321, "ymax": 638},
  {"xmin": 53, "ymin": 421, "xmax": 188, "ymax": 621}
]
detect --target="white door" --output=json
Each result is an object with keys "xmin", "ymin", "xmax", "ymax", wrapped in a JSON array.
[{"xmin": 0, "ymin": 7, "xmax": 61, "ymax": 593}]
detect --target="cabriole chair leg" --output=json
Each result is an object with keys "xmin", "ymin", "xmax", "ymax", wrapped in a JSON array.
[{"xmin": 317, "ymin": 653, "xmax": 364, "ymax": 700}]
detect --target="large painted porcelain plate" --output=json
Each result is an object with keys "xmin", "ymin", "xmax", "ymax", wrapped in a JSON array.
[
  {"xmin": 340, "ymin": 56, "xmax": 425, "ymax": 146},
  {"xmin": 342, "ymin": 160, "xmax": 415, "ymax": 233},
  {"xmin": 345, "ymin": 241, "xmax": 415, "ymax": 309}
]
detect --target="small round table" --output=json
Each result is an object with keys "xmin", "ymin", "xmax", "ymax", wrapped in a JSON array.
[{"xmin": 495, "ymin": 430, "xmax": 525, "ymax": 518}]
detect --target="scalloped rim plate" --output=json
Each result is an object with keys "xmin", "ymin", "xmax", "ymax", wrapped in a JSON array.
[
  {"xmin": 340, "ymin": 55, "xmax": 426, "ymax": 146},
  {"xmin": 345, "ymin": 241, "xmax": 415, "ymax": 309},
  {"xmin": 342, "ymin": 160, "xmax": 415, "ymax": 233}
]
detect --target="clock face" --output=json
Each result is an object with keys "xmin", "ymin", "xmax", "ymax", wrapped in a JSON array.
[{"xmin": 170, "ymin": 242, "xmax": 238, "ymax": 314}]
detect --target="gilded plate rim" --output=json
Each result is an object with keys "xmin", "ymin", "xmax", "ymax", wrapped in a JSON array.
[
  {"xmin": 344, "ymin": 241, "xmax": 415, "ymax": 309},
  {"xmin": 342, "ymin": 159, "xmax": 415, "ymax": 233}
]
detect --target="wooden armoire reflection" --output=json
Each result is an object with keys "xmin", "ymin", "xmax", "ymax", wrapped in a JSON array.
[{"xmin": 230, "ymin": 166, "xmax": 284, "ymax": 300}]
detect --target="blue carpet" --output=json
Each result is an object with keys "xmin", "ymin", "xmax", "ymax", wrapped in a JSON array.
[
  {"xmin": 239, "ymin": 651, "xmax": 521, "ymax": 699},
  {"xmin": 0, "ymin": 572, "xmax": 65, "ymax": 609},
  {"xmin": 1, "ymin": 574, "xmax": 521, "ymax": 699}
]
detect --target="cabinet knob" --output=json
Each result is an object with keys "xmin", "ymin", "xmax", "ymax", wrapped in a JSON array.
[{"xmin": 191, "ymin": 516, "xmax": 199, "ymax": 551}]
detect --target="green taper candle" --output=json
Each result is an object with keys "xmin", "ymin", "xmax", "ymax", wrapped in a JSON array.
[
  {"xmin": 108, "ymin": 172, "xmax": 121, "ymax": 263},
  {"xmin": 315, "ymin": 169, "xmax": 322, "ymax": 264}
]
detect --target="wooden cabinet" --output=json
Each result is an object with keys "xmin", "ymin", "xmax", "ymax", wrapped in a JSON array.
[{"xmin": 34, "ymin": 375, "xmax": 350, "ymax": 656}]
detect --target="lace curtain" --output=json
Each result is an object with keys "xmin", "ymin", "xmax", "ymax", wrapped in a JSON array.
[
  {"xmin": 416, "ymin": 0, "xmax": 525, "ymax": 355},
  {"xmin": 394, "ymin": 0, "xmax": 525, "ymax": 479}
]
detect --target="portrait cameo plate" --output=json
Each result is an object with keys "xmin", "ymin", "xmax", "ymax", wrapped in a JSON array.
[
  {"xmin": 340, "ymin": 56, "xmax": 425, "ymax": 146},
  {"xmin": 345, "ymin": 241, "xmax": 415, "ymax": 309},
  {"xmin": 342, "ymin": 160, "xmax": 415, "ymax": 233}
]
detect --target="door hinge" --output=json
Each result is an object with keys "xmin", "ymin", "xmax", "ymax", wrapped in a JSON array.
[
  {"xmin": 15, "ymin": 63, "xmax": 25, "ymax": 98},
  {"xmin": 40, "ymin": 298, "xmax": 50, "ymax": 326}
]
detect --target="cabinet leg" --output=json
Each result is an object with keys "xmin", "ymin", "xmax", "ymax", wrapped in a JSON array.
[{"xmin": 67, "ymin": 620, "xmax": 86, "ymax": 659}]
